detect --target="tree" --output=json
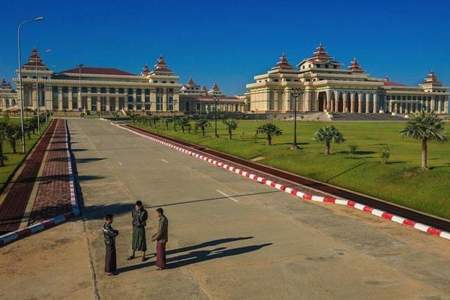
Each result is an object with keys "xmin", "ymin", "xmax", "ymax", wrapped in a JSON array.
[
  {"xmin": 195, "ymin": 118, "xmax": 209, "ymax": 136},
  {"xmin": 314, "ymin": 125, "xmax": 345, "ymax": 155},
  {"xmin": 180, "ymin": 117, "xmax": 191, "ymax": 133},
  {"xmin": 164, "ymin": 117, "xmax": 173, "ymax": 130},
  {"xmin": 6, "ymin": 123, "xmax": 21, "ymax": 154},
  {"xmin": 0, "ymin": 121, "xmax": 8, "ymax": 166},
  {"xmin": 223, "ymin": 118, "xmax": 238, "ymax": 140},
  {"xmin": 256, "ymin": 123, "xmax": 282, "ymax": 145},
  {"xmin": 380, "ymin": 145, "xmax": 390, "ymax": 164},
  {"xmin": 400, "ymin": 112, "xmax": 447, "ymax": 169}
]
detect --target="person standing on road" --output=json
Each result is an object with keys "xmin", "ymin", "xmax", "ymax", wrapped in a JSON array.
[
  {"xmin": 152, "ymin": 208, "xmax": 168, "ymax": 270},
  {"xmin": 103, "ymin": 214, "xmax": 119, "ymax": 276},
  {"xmin": 128, "ymin": 200, "xmax": 149, "ymax": 261}
]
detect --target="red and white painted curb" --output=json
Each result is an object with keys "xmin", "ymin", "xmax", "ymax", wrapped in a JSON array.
[
  {"xmin": 116, "ymin": 123, "xmax": 450, "ymax": 241},
  {"xmin": 0, "ymin": 120, "xmax": 80, "ymax": 247}
]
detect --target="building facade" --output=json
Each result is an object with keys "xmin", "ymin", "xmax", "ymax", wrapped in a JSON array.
[
  {"xmin": 0, "ymin": 79, "xmax": 17, "ymax": 110},
  {"xmin": 246, "ymin": 44, "xmax": 449, "ymax": 114},
  {"xmin": 0, "ymin": 49, "xmax": 244, "ymax": 114},
  {"xmin": 179, "ymin": 79, "xmax": 246, "ymax": 113}
]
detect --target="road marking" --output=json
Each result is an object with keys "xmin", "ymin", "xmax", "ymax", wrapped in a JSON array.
[
  {"xmin": 216, "ymin": 189, "xmax": 239, "ymax": 203},
  {"xmin": 161, "ymin": 159, "xmax": 169, "ymax": 163}
]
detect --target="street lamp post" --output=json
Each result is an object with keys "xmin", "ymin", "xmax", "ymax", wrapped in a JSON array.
[
  {"xmin": 17, "ymin": 16, "xmax": 44, "ymax": 153},
  {"xmin": 34, "ymin": 54, "xmax": 40, "ymax": 133},
  {"xmin": 291, "ymin": 89, "xmax": 301, "ymax": 150},
  {"xmin": 213, "ymin": 95, "xmax": 219, "ymax": 138},
  {"xmin": 78, "ymin": 64, "xmax": 83, "ymax": 113}
]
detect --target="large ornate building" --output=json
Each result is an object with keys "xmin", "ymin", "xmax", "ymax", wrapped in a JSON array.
[
  {"xmin": 0, "ymin": 49, "xmax": 244, "ymax": 114},
  {"xmin": 246, "ymin": 44, "xmax": 449, "ymax": 114}
]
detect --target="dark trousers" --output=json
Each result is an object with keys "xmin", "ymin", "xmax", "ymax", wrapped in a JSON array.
[
  {"xmin": 156, "ymin": 241, "xmax": 166, "ymax": 269},
  {"xmin": 105, "ymin": 245, "xmax": 117, "ymax": 273}
]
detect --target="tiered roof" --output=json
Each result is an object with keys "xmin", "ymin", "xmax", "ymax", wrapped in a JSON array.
[
  {"xmin": 151, "ymin": 56, "xmax": 173, "ymax": 75},
  {"xmin": 271, "ymin": 54, "xmax": 293, "ymax": 71},
  {"xmin": 310, "ymin": 43, "xmax": 330, "ymax": 62},
  {"xmin": 23, "ymin": 48, "xmax": 49, "ymax": 70},
  {"xmin": 298, "ymin": 43, "xmax": 341, "ymax": 69},
  {"xmin": 423, "ymin": 71, "xmax": 442, "ymax": 86},
  {"xmin": 208, "ymin": 83, "xmax": 223, "ymax": 96},
  {"xmin": 142, "ymin": 64, "xmax": 150, "ymax": 76},
  {"xmin": 1, "ymin": 79, "xmax": 13, "ymax": 90},
  {"xmin": 348, "ymin": 58, "xmax": 364, "ymax": 73}
]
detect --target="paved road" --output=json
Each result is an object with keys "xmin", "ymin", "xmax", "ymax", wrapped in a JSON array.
[{"xmin": 1, "ymin": 119, "xmax": 449, "ymax": 300}]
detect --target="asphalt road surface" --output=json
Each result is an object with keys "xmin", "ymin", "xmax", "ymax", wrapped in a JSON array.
[{"xmin": 1, "ymin": 119, "xmax": 449, "ymax": 300}]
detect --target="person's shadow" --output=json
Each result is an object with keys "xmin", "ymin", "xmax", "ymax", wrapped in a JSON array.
[{"xmin": 117, "ymin": 237, "xmax": 272, "ymax": 273}]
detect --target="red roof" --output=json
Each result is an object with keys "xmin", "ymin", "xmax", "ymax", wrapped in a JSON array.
[
  {"xmin": 383, "ymin": 80, "xmax": 405, "ymax": 86},
  {"xmin": 60, "ymin": 67, "xmax": 134, "ymax": 76}
]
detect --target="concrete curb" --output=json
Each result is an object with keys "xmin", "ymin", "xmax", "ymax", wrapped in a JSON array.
[
  {"xmin": 0, "ymin": 120, "xmax": 80, "ymax": 247},
  {"xmin": 117, "ymin": 123, "xmax": 450, "ymax": 241}
]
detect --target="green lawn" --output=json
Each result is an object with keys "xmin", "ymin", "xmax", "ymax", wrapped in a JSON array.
[
  {"xmin": 0, "ymin": 119, "xmax": 50, "ymax": 192},
  {"xmin": 135, "ymin": 119, "xmax": 450, "ymax": 220}
]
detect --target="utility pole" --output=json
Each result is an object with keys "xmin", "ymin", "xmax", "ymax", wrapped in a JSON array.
[
  {"xmin": 17, "ymin": 16, "xmax": 44, "ymax": 153},
  {"xmin": 291, "ymin": 89, "xmax": 301, "ymax": 150},
  {"xmin": 34, "ymin": 54, "xmax": 40, "ymax": 133},
  {"xmin": 78, "ymin": 64, "xmax": 83, "ymax": 112},
  {"xmin": 214, "ymin": 94, "xmax": 219, "ymax": 138}
]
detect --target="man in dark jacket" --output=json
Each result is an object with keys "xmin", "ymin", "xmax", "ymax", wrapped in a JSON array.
[
  {"xmin": 128, "ymin": 200, "xmax": 148, "ymax": 261},
  {"xmin": 152, "ymin": 208, "xmax": 168, "ymax": 270},
  {"xmin": 103, "ymin": 214, "xmax": 119, "ymax": 276}
]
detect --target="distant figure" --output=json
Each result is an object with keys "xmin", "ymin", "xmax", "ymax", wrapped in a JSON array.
[
  {"xmin": 103, "ymin": 214, "xmax": 119, "ymax": 276},
  {"xmin": 152, "ymin": 208, "xmax": 168, "ymax": 270},
  {"xmin": 128, "ymin": 201, "xmax": 148, "ymax": 262}
]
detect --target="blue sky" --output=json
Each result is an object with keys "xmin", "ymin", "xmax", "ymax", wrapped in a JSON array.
[{"xmin": 0, "ymin": 0, "xmax": 449, "ymax": 95}]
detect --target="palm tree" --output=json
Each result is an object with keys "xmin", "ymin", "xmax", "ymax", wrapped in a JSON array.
[
  {"xmin": 223, "ymin": 118, "xmax": 238, "ymax": 139},
  {"xmin": 195, "ymin": 118, "xmax": 209, "ymax": 136},
  {"xmin": 314, "ymin": 125, "xmax": 345, "ymax": 155},
  {"xmin": 256, "ymin": 123, "xmax": 282, "ymax": 145},
  {"xmin": 400, "ymin": 112, "xmax": 447, "ymax": 169},
  {"xmin": 6, "ymin": 123, "xmax": 21, "ymax": 154},
  {"xmin": 180, "ymin": 117, "xmax": 191, "ymax": 133}
]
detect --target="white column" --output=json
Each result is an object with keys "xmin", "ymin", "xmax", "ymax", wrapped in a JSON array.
[
  {"xmin": 342, "ymin": 92, "xmax": 348, "ymax": 112},
  {"xmin": 358, "ymin": 93, "xmax": 363, "ymax": 113},
  {"xmin": 87, "ymin": 88, "xmax": 92, "ymax": 111},
  {"xmin": 106, "ymin": 96, "xmax": 110, "ymax": 111},
  {"xmin": 78, "ymin": 88, "xmax": 82, "ymax": 110},
  {"xmin": 58, "ymin": 87, "xmax": 63, "ymax": 111},
  {"xmin": 373, "ymin": 94, "xmax": 378, "ymax": 113},
  {"xmin": 334, "ymin": 90, "xmax": 339, "ymax": 112},
  {"xmin": 444, "ymin": 98, "xmax": 449, "ymax": 113},
  {"xmin": 325, "ymin": 90, "xmax": 332, "ymax": 111},
  {"xmin": 365, "ymin": 93, "xmax": 371, "ymax": 113},
  {"xmin": 303, "ymin": 90, "xmax": 311, "ymax": 111},
  {"xmin": 350, "ymin": 93, "xmax": 355, "ymax": 113},
  {"xmin": 68, "ymin": 88, "xmax": 73, "ymax": 111},
  {"xmin": 44, "ymin": 86, "xmax": 52, "ymax": 110},
  {"xmin": 133, "ymin": 89, "xmax": 137, "ymax": 111}
]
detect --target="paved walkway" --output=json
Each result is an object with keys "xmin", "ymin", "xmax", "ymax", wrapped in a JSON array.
[
  {"xmin": 0, "ymin": 120, "xmax": 56, "ymax": 234},
  {"xmin": 1, "ymin": 119, "xmax": 449, "ymax": 300},
  {"xmin": 29, "ymin": 120, "xmax": 72, "ymax": 224}
]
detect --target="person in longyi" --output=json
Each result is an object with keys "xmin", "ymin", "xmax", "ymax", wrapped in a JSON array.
[
  {"xmin": 128, "ymin": 200, "xmax": 149, "ymax": 261},
  {"xmin": 152, "ymin": 208, "xmax": 168, "ymax": 270},
  {"xmin": 103, "ymin": 214, "xmax": 119, "ymax": 276}
]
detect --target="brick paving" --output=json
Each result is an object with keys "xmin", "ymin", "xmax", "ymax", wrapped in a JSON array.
[
  {"xmin": 0, "ymin": 120, "xmax": 57, "ymax": 235},
  {"xmin": 28, "ymin": 120, "xmax": 73, "ymax": 225}
]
